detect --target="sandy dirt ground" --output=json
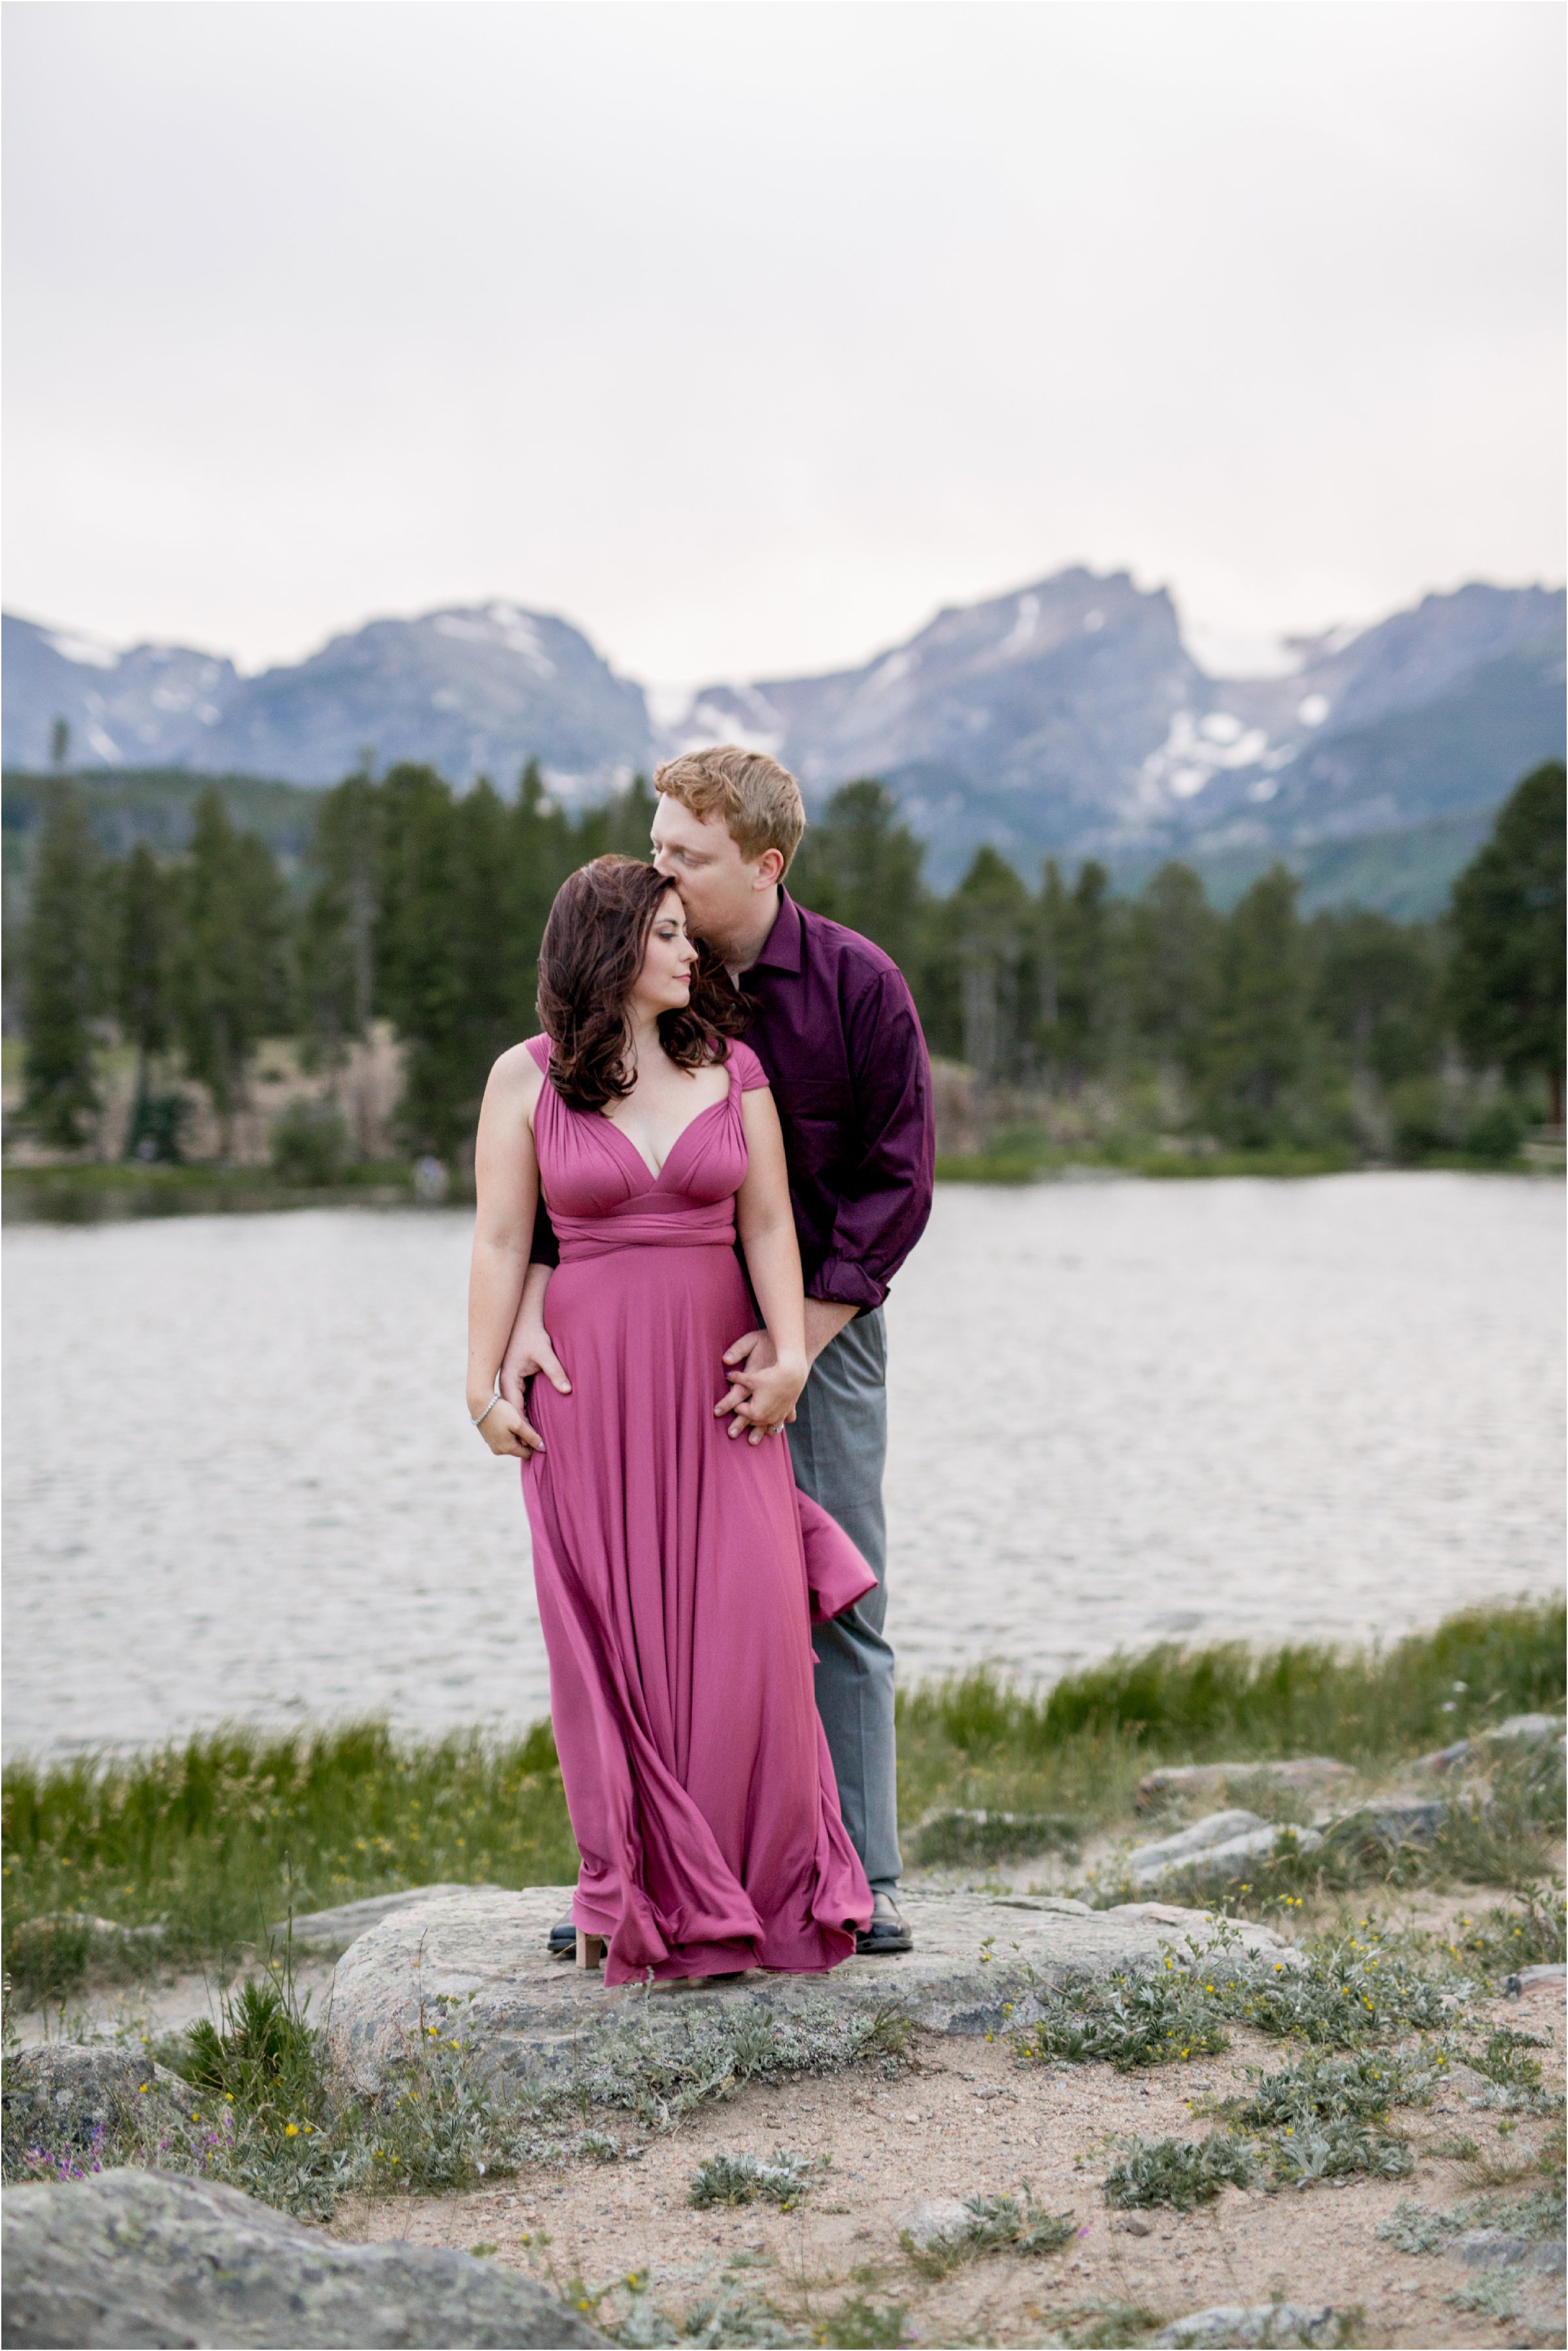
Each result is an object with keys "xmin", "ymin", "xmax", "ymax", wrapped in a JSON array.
[{"xmin": 330, "ymin": 1941, "xmax": 1563, "ymax": 2348}]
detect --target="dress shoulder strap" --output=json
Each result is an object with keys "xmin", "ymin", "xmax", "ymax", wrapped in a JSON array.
[
  {"xmin": 727, "ymin": 1038, "xmax": 771, "ymax": 1092},
  {"xmin": 524, "ymin": 1033, "xmax": 552, "ymax": 1074}
]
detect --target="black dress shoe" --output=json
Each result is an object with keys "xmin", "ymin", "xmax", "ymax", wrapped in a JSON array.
[
  {"xmin": 855, "ymin": 1897, "xmax": 913, "ymax": 1955},
  {"xmin": 547, "ymin": 1914, "xmax": 576, "ymax": 1959}
]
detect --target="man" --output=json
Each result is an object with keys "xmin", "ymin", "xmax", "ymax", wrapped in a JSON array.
[{"xmin": 507, "ymin": 745, "xmax": 933, "ymax": 1956}]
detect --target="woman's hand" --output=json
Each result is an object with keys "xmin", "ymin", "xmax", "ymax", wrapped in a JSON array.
[
  {"xmin": 498, "ymin": 1308, "xmax": 570, "ymax": 1459},
  {"xmin": 718, "ymin": 1333, "xmax": 807, "ymax": 1444},
  {"xmin": 469, "ymin": 1393, "xmax": 536, "ymax": 1459}
]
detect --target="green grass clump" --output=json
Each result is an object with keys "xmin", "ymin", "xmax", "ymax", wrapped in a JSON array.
[
  {"xmin": 893, "ymin": 1601, "xmax": 1562, "ymax": 1863},
  {"xmin": 1226, "ymin": 2048, "xmax": 1436, "ymax": 2129},
  {"xmin": 1016, "ymin": 1922, "xmax": 1463, "ymax": 2080},
  {"xmin": 1018, "ymin": 1965, "xmax": 1230, "ymax": 2071},
  {"xmin": 1263, "ymin": 2116, "xmax": 1414, "ymax": 2189},
  {"xmin": 2, "ymin": 1718, "xmax": 575, "ymax": 1999},
  {"xmin": 688, "ymin": 2150, "xmax": 820, "ymax": 2211},
  {"xmin": 1103, "ymin": 2130, "xmax": 1254, "ymax": 2210},
  {"xmin": 900, "ymin": 2186, "xmax": 1077, "ymax": 2277}
]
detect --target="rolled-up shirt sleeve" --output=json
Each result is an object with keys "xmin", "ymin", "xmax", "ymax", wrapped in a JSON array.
[{"xmin": 809, "ymin": 969, "xmax": 935, "ymax": 1311}]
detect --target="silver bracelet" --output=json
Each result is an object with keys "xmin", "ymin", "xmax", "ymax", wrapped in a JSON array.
[{"xmin": 471, "ymin": 1392, "xmax": 503, "ymax": 1427}]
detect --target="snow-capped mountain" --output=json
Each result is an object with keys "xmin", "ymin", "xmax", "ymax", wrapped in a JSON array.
[
  {"xmin": 5, "ymin": 575, "xmax": 1561, "ymax": 886},
  {"xmin": 1, "ymin": 603, "xmax": 654, "ymax": 794},
  {"xmin": 3, "ymin": 616, "xmax": 239, "ymax": 771},
  {"xmin": 673, "ymin": 573, "xmax": 1565, "ymax": 880}
]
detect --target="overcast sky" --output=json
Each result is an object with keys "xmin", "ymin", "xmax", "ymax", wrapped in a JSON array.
[{"xmin": 4, "ymin": 1, "xmax": 1563, "ymax": 685}]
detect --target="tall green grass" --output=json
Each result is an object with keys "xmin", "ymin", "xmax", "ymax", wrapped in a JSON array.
[
  {"xmin": 3, "ymin": 1721, "xmax": 575, "ymax": 2000},
  {"xmin": 894, "ymin": 1599, "xmax": 1565, "ymax": 1833},
  {"xmin": 3, "ymin": 1601, "xmax": 1560, "ymax": 2003}
]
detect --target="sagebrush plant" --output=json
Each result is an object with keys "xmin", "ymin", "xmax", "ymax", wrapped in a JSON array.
[
  {"xmin": 1014, "ymin": 1920, "xmax": 1465, "ymax": 2079},
  {"xmin": 1103, "ymin": 2131, "xmax": 1254, "ymax": 2210},
  {"xmin": 687, "ymin": 2150, "xmax": 820, "ymax": 2211},
  {"xmin": 899, "ymin": 2185, "xmax": 1077, "ymax": 2278}
]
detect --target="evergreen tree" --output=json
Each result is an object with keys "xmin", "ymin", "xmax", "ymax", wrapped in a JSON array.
[
  {"xmin": 297, "ymin": 771, "xmax": 378, "ymax": 1066},
  {"xmin": 173, "ymin": 790, "xmax": 288, "ymax": 1155},
  {"xmin": 373, "ymin": 763, "xmax": 467, "ymax": 1154},
  {"xmin": 789, "ymin": 779, "xmax": 926, "ymax": 975},
  {"xmin": 1205, "ymin": 864, "xmax": 1309, "ymax": 1144},
  {"xmin": 948, "ymin": 846, "xmax": 1033, "ymax": 1082},
  {"xmin": 509, "ymin": 759, "xmax": 582, "ymax": 1028},
  {"xmin": 115, "ymin": 841, "xmax": 176, "ymax": 1114},
  {"xmin": 1447, "ymin": 761, "xmax": 1566, "ymax": 1120},
  {"xmin": 1125, "ymin": 862, "xmax": 1220, "ymax": 1077},
  {"xmin": 454, "ymin": 776, "xmax": 521, "ymax": 1090},
  {"xmin": 1056, "ymin": 858, "xmax": 1114, "ymax": 1077},
  {"xmin": 1310, "ymin": 909, "xmax": 1441, "ymax": 1084},
  {"xmin": 20, "ymin": 781, "xmax": 102, "ymax": 1149}
]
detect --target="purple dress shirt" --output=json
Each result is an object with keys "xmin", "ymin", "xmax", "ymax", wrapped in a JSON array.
[
  {"xmin": 530, "ymin": 889, "xmax": 935, "ymax": 1312},
  {"xmin": 737, "ymin": 890, "xmax": 934, "ymax": 1311}
]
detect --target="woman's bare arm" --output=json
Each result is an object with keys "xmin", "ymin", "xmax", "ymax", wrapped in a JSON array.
[
  {"xmin": 467, "ymin": 1047, "xmax": 546, "ymax": 1458},
  {"xmin": 730, "ymin": 1086, "xmax": 809, "ymax": 1443}
]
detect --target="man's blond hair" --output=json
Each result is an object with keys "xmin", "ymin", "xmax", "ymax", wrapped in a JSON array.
[{"xmin": 654, "ymin": 745, "xmax": 806, "ymax": 873}]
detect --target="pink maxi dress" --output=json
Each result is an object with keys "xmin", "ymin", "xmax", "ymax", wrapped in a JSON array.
[{"xmin": 520, "ymin": 1033, "xmax": 876, "ymax": 1985}]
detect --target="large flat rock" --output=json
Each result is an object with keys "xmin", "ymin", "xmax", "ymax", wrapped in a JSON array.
[
  {"xmin": 1, "ymin": 2167, "xmax": 609, "ymax": 2349},
  {"xmin": 326, "ymin": 1886, "xmax": 1293, "ymax": 2095}
]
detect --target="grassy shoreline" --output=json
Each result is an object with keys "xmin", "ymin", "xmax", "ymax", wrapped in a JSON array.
[
  {"xmin": 5, "ymin": 1601, "xmax": 1561, "ymax": 2007},
  {"xmin": 5, "ymin": 1149, "xmax": 1560, "ymax": 1226}
]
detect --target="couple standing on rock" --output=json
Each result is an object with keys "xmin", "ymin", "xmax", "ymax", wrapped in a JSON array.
[{"xmin": 466, "ymin": 746, "xmax": 935, "ymax": 1985}]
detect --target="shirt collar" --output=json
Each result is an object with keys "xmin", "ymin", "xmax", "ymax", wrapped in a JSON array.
[{"xmin": 748, "ymin": 886, "xmax": 803, "ymax": 975}]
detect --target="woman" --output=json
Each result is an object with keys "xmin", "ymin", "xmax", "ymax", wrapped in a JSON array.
[{"xmin": 467, "ymin": 856, "xmax": 875, "ymax": 1984}]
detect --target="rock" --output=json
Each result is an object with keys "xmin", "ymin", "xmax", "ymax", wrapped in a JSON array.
[
  {"xmin": 988, "ymin": 1896, "xmax": 1095, "ymax": 1916},
  {"xmin": 1324, "ymin": 1797, "xmax": 1451, "ymax": 1850},
  {"xmin": 1, "ymin": 2167, "xmax": 610, "ymax": 2348},
  {"xmin": 1478, "ymin": 1712, "xmax": 1564, "ymax": 1750},
  {"xmin": 1, "ymin": 2044, "xmax": 190, "ymax": 2176},
  {"xmin": 1407, "ymin": 1738, "xmax": 1473, "ymax": 1776},
  {"xmin": 907, "ymin": 1807, "xmax": 1079, "ymax": 1866},
  {"xmin": 1135, "ymin": 1759, "xmax": 1353, "ymax": 1812},
  {"xmin": 1511, "ymin": 1961, "xmax": 1568, "ymax": 1991},
  {"xmin": 273, "ymin": 1885, "xmax": 503, "ymax": 1950},
  {"xmin": 1454, "ymin": 2229, "xmax": 1566, "ymax": 2274},
  {"xmin": 324, "ymin": 1886, "xmax": 1295, "ymax": 2098},
  {"xmin": 1153, "ymin": 2306, "xmax": 1341, "ymax": 2348},
  {"xmin": 895, "ymin": 2197, "xmax": 974, "ymax": 2251},
  {"xmin": 1114, "ymin": 1810, "xmax": 1323, "ymax": 1892},
  {"xmin": 1114, "ymin": 2214, "xmax": 1153, "ymax": 2236}
]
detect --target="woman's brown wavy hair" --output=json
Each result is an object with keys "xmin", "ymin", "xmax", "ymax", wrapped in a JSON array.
[{"xmin": 537, "ymin": 856, "xmax": 747, "ymax": 1112}]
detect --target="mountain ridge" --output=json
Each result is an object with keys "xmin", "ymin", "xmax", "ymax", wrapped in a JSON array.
[{"xmin": 5, "ymin": 571, "xmax": 1561, "ymax": 891}]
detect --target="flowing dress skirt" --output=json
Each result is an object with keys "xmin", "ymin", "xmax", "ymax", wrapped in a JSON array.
[{"xmin": 522, "ymin": 1239, "xmax": 875, "ymax": 1984}]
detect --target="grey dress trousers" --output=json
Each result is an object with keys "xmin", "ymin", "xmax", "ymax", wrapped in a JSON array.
[{"xmin": 786, "ymin": 1306, "xmax": 903, "ymax": 1894}]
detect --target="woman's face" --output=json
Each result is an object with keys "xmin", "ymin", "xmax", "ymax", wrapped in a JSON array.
[{"xmin": 628, "ymin": 886, "xmax": 699, "ymax": 1020}]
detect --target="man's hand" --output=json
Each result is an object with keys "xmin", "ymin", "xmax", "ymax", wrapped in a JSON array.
[
  {"xmin": 714, "ymin": 1301, "xmax": 858, "ymax": 1441},
  {"xmin": 499, "ymin": 1312, "xmax": 571, "ymax": 1459}
]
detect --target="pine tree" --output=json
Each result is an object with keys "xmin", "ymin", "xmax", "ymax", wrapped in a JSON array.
[
  {"xmin": 173, "ymin": 790, "xmax": 288, "ymax": 1156},
  {"xmin": 297, "ymin": 771, "xmax": 378, "ymax": 1065},
  {"xmin": 1205, "ymin": 865, "xmax": 1310, "ymax": 1144},
  {"xmin": 789, "ymin": 779, "xmax": 926, "ymax": 976},
  {"xmin": 20, "ymin": 781, "xmax": 102, "ymax": 1149},
  {"xmin": 1309, "ymin": 909, "xmax": 1441, "ymax": 1085},
  {"xmin": 115, "ymin": 841, "xmax": 177, "ymax": 1148},
  {"xmin": 373, "ymin": 763, "xmax": 466, "ymax": 1155},
  {"xmin": 1126, "ymin": 862, "xmax": 1220, "ymax": 1077},
  {"xmin": 949, "ymin": 846, "xmax": 1033, "ymax": 1082},
  {"xmin": 1447, "ymin": 761, "xmax": 1566, "ymax": 1120}
]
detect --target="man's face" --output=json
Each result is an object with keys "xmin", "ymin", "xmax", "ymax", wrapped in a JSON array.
[{"xmin": 650, "ymin": 792, "xmax": 770, "ymax": 947}]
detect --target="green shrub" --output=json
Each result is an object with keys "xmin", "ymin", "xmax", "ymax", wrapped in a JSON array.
[
  {"xmin": 269, "ymin": 1099, "xmax": 352, "ymax": 1184},
  {"xmin": 1103, "ymin": 2131, "xmax": 1254, "ymax": 2210}
]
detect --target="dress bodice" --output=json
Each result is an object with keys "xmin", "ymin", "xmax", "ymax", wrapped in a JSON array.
[{"xmin": 525, "ymin": 1034, "xmax": 769, "ymax": 1259}]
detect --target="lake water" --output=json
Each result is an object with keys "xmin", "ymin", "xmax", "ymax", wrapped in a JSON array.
[{"xmin": 4, "ymin": 1173, "xmax": 1561, "ymax": 1760}]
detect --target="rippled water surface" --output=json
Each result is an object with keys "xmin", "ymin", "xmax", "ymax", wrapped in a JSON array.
[{"xmin": 4, "ymin": 1174, "xmax": 1561, "ymax": 1757}]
